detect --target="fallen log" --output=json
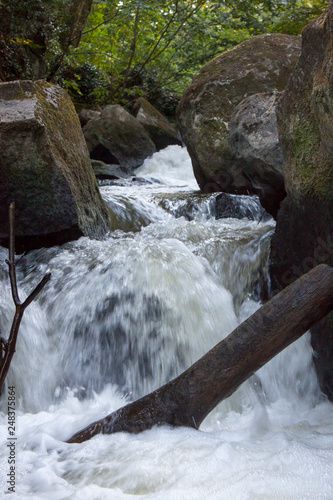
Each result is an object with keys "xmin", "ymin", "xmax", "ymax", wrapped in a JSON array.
[{"xmin": 68, "ymin": 264, "xmax": 333, "ymax": 444}]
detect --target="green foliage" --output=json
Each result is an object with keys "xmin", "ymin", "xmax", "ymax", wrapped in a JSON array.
[
  {"xmin": 63, "ymin": 0, "xmax": 327, "ymax": 112},
  {"xmin": 0, "ymin": 0, "xmax": 52, "ymax": 80},
  {"xmin": 268, "ymin": 0, "xmax": 328, "ymax": 35},
  {"xmin": 0, "ymin": 0, "xmax": 328, "ymax": 113},
  {"xmin": 56, "ymin": 63, "xmax": 109, "ymax": 103},
  {"xmin": 0, "ymin": 0, "xmax": 93, "ymax": 81}
]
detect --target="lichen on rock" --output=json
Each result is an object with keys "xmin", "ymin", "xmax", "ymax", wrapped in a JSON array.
[
  {"xmin": 271, "ymin": 1, "xmax": 333, "ymax": 400},
  {"xmin": 177, "ymin": 33, "xmax": 301, "ymax": 217},
  {"xmin": 0, "ymin": 80, "xmax": 113, "ymax": 249}
]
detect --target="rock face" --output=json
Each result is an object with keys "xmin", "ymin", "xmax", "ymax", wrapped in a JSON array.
[
  {"xmin": 270, "ymin": 2, "xmax": 333, "ymax": 399},
  {"xmin": 78, "ymin": 108, "xmax": 101, "ymax": 127},
  {"xmin": 91, "ymin": 160, "xmax": 133, "ymax": 180},
  {"xmin": 228, "ymin": 92, "xmax": 286, "ymax": 218},
  {"xmin": 83, "ymin": 104, "xmax": 156, "ymax": 169},
  {"xmin": 132, "ymin": 98, "xmax": 182, "ymax": 151},
  {"xmin": 177, "ymin": 33, "xmax": 301, "ymax": 216},
  {"xmin": 0, "ymin": 80, "xmax": 112, "ymax": 249}
]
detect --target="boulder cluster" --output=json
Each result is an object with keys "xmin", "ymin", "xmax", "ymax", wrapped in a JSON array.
[
  {"xmin": 1, "ymin": 0, "xmax": 333, "ymax": 397},
  {"xmin": 0, "ymin": 84, "xmax": 180, "ymax": 250}
]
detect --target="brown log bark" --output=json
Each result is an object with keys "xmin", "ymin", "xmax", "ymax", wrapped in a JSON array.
[{"xmin": 68, "ymin": 264, "xmax": 333, "ymax": 444}]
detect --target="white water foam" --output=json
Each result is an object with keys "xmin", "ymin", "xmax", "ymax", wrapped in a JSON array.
[
  {"xmin": 0, "ymin": 147, "xmax": 332, "ymax": 499},
  {"xmin": 136, "ymin": 145, "xmax": 199, "ymax": 189}
]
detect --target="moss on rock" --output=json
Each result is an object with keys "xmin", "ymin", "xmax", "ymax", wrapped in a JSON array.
[
  {"xmin": 271, "ymin": 1, "xmax": 333, "ymax": 399},
  {"xmin": 0, "ymin": 80, "xmax": 113, "ymax": 245},
  {"xmin": 177, "ymin": 33, "xmax": 301, "ymax": 216}
]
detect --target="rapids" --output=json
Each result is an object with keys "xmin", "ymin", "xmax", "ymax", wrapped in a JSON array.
[{"xmin": 0, "ymin": 145, "xmax": 332, "ymax": 499}]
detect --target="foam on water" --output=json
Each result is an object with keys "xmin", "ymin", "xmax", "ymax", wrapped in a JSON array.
[
  {"xmin": 0, "ymin": 146, "xmax": 332, "ymax": 498},
  {"xmin": 136, "ymin": 145, "xmax": 199, "ymax": 189}
]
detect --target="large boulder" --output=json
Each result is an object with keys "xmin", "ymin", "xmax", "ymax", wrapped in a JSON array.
[
  {"xmin": 0, "ymin": 80, "xmax": 112, "ymax": 250},
  {"xmin": 83, "ymin": 104, "xmax": 156, "ymax": 169},
  {"xmin": 177, "ymin": 33, "xmax": 301, "ymax": 217},
  {"xmin": 270, "ymin": 2, "xmax": 333, "ymax": 399},
  {"xmin": 132, "ymin": 98, "xmax": 182, "ymax": 151},
  {"xmin": 228, "ymin": 92, "xmax": 286, "ymax": 218}
]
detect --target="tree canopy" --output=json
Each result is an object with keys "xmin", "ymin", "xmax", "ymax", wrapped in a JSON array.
[{"xmin": 0, "ymin": 0, "xmax": 328, "ymax": 113}]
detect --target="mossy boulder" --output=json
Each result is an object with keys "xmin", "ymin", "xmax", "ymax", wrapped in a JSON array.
[
  {"xmin": 276, "ymin": 11, "xmax": 333, "ymax": 198},
  {"xmin": 132, "ymin": 98, "xmax": 182, "ymax": 151},
  {"xmin": 270, "ymin": 1, "xmax": 333, "ymax": 399},
  {"xmin": 83, "ymin": 104, "xmax": 156, "ymax": 169},
  {"xmin": 177, "ymin": 33, "xmax": 301, "ymax": 216},
  {"xmin": 0, "ymin": 80, "xmax": 112, "ymax": 250}
]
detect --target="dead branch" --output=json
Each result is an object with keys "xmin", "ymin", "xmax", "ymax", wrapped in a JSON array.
[
  {"xmin": 0, "ymin": 203, "xmax": 51, "ymax": 391},
  {"xmin": 68, "ymin": 264, "xmax": 333, "ymax": 443}
]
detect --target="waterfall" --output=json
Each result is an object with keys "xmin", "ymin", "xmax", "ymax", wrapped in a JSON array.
[{"xmin": 0, "ymin": 146, "xmax": 332, "ymax": 499}]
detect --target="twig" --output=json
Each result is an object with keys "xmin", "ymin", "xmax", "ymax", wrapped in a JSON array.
[{"xmin": 0, "ymin": 203, "xmax": 51, "ymax": 392}]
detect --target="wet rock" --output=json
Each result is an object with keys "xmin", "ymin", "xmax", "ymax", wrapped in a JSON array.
[
  {"xmin": 91, "ymin": 160, "xmax": 133, "ymax": 180},
  {"xmin": 156, "ymin": 192, "xmax": 265, "ymax": 222},
  {"xmin": 0, "ymin": 80, "xmax": 112, "ymax": 251},
  {"xmin": 132, "ymin": 97, "xmax": 182, "ymax": 151},
  {"xmin": 177, "ymin": 33, "xmax": 301, "ymax": 217},
  {"xmin": 270, "ymin": 2, "xmax": 333, "ymax": 399},
  {"xmin": 228, "ymin": 92, "xmax": 286, "ymax": 218},
  {"xmin": 83, "ymin": 104, "xmax": 156, "ymax": 169}
]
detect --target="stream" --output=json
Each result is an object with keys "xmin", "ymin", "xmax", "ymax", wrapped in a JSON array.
[{"xmin": 0, "ymin": 145, "xmax": 332, "ymax": 499}]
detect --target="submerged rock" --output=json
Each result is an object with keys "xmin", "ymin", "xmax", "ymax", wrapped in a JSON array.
[
  {"xmin": 83, "ymin": 104, "xmax": 156, "ymax": 169},
  {"xmin": 177, "ymin": 33, "xmax": 301, "ymax": 217},
  {"xmin": 270, "ymin": 2, "xmax": 333, "ymax": 399},
  {"xmin": 0, "ymin": 80, "xmax": 112, "ymax": 251},
  {"xmin": 132, "ymin": 97, "xmax": 182, "ymax": 151}
]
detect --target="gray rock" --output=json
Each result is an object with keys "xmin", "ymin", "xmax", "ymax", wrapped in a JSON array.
[
  {"xmin": 91, "ymin": 160, "xmax": 133, "ymax": 180},
  {"xmin": 229, "ymin": 92, "xmax": 284, "ymax": 171},
  {"xmin": 78, "ymin": 108, "xmax": 101, "ymax": 127},
  {"xmin": 0, "ymin": 80, "xmax": 112, "ymax": 248},
  {"xmin": 177, "ymin": 33, "xmax": 301, "ymax": 217},
  {"xmin": 83, "ymin": 104, "xmax": 156, "ymax": 169},
  {"xmin": 228, "ymin": 92, "xmax": 286, "ymax": 217},
  {"xmin": 270, "ymin": 1, "xmax": 333, "ymax": 400},
  {"xmin": 133, "ymin": 98, "xmax": 182, "ymax": 151}
]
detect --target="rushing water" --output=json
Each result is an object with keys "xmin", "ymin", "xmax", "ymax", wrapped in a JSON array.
[{"xmin": 0, "ymin": 145, "xmax": 332, "ymax": 499}]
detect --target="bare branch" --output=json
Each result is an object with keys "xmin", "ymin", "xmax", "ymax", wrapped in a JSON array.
[
  {"xmin": 48, "ymin": 4, "xmax": 120, "ymax": 81},
  {"xmin": 137, "ymin": 1, "xmax": 205, "ymax": 71},
  {"xmin": 101, "ymin": 1, "xmax": 205, "ymax": 105},
  {"xmin": 106, "ymin": 6, "xmax": 141, "ymax": 102},
  {"xmin": 0, "ymin": 204, "xmax": 51, "ymax": 391}
]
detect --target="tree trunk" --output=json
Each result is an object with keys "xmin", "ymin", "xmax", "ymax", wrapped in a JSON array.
[
  {"xmin": 68, "ymin": 264, "xmax": 333, "ymax": 444},
  {"xmin": 59, "ymin": 0, "xmax": 93, "ymax": 50}
]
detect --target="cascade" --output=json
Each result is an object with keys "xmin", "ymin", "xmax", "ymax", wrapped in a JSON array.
[{"xmin": 0, "ymin": 146, "xmax": 332, "ymax": 498}]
